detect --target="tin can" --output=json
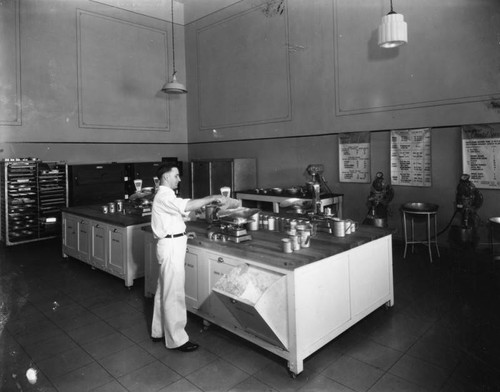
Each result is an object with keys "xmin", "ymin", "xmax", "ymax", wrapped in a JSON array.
[
  {"xmin": 332, "ymin": 219, "xmax": 346, "ymax": 237},
  {"xmin": 268, "ymin": 216, "xmax": 275, "ymax": 231},
  {"xmin": 101, "ymin": 205, "xmax": 109, "ymax": 214},
  {"xmin": 281, "ymin": 238, "xmax": 293, "ymax": 253},
  {"xmin": 290, "ymin": 219, "xmax": 297, "ymax": 230},
  {"xmin": 107, "ymin": 202, "xmax": 116, "ymax": 214},
  {"xmin": 289, "ymin": 234, "xmax": 301, "ymax": 251},
  {"xmin": 115, "ymin": 199, "xmax": 124, "ymax": 213}
]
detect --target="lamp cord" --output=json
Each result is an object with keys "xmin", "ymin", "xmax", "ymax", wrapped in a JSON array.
[{"xmin": 170, "ymin": 0, "xmax": 176, "ymax": 75}]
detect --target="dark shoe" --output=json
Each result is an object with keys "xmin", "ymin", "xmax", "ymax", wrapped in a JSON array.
[
  {"xmin": 151, "ymin": 336, "xmax": 164, "ymax": 343},
  {"xmin": 174, "ymin": 341, "xmax": 199, "ymax": 352}
]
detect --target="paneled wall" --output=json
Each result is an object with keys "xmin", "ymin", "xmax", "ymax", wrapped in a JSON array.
[
  {"xmin": 185, "ymin": 0, "xmax": 500, "ymax": 143},
  {"xmin": 0, "ymin": 0, "xmax": 188, "ymax": 164}
]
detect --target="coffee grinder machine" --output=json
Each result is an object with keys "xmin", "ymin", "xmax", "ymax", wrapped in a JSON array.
[
  {"xmin": 363, "ymin": 172, "xmax": 394, "ymax": 228},
  {"xmin": 449, "ymin": 173, "xmax": 483, "ymax": 247}
]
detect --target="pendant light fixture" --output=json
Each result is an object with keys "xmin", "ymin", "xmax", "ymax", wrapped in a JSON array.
[
  {"xmin": 161, "ymin": 0, "xmax": 187, "ymax": 94},
  {"xmin": 378, "ymin": 0, "xmax": 407, "ymax": 48}
]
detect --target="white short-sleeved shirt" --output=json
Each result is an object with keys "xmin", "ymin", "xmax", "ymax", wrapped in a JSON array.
[{"xmin": 151, "ymin": 186, "xmax": 190, "ymax": 239}]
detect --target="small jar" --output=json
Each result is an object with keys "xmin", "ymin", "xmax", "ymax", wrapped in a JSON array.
[
  {"xmin": 101, "ymin": 205, "xmax": 109, "ymax": 214},
  {"xmin": 107, "ymin": 202, "xmax": 116, "ymax": 214},
  {"xmin": 290, "ymin": 219, "xmax": 297, "ymax": 230},
  {"xmin": 281, "ymin": 238, "xmax": 293, "ymax": 253},
  {"xmin": 300, "ymin": 230, "xmax": 311, "ymax": 248},
  {"xmin": 263, "ymin": 217, "xmax": 269, "ymax": 230}
]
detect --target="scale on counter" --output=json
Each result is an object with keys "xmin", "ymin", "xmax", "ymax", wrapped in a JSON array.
[{"xmin": 213, "ymin": 207, "xmax": 260, "ymax": 243}]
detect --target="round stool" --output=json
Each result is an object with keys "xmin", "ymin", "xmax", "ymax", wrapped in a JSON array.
[{"xmin": 401, "ymin": 202, "xmax": 440, "ymax": 263}]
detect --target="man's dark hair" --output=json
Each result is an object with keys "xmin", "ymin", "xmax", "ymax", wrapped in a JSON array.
[{"xmin": 157, "ymin": 162, "xmax": 178, "ymax": 179}]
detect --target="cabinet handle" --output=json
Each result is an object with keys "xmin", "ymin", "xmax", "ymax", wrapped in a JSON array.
[
  {"xmin": 113, "ymin": 229, "xmax": 117, "ymax": 233},
  {"xmin": 80, "ymin": 220, "xmax": 84, "ymax": 224},
  {"xmin": 81, "ymin": 230, "xmax": 87, "ymax": 234},
  {"xmin": 231, "ymin": 299, "xmax": 237, "ymax": 304},
  {"xmin": 186, "ymin": 263, "xmax": 194, "ymax": 268},
  {"xmin": 95, "ymin": 224, "xmax": 100, "ymax": 228},
  {"xmin": 96, "ymin": 235, "xmax": 103, "ymax": 239},
  {"xmin": 217, "ymin": 257, "xmax": 224, "ymax": 263}
]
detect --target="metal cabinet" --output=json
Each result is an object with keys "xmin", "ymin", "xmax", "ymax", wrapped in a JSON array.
[
  {"xmin": 190, "ymin": 158, "xmax": 256, "ymax": 198},
  {"xmin": 1, "ymin": 159, "xmax": 68, "ymax": 246}
]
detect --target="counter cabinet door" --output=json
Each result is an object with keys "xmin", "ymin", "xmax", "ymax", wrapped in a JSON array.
[
  {"xmin": 90, "ymin": 222, "xmax": 108, "ymax": 269},
  {"xmin": 77, "ymin": 219, "xmax": 91, "ymax": 263},
  {"xmin": 108, "ymin": 226, "xmax": 126, "ymax": 278},
  {"xmin": 63, "ymin": 214, "xmax": 78, "ymax": 254},
  {"xmin": 185, "ymin": 247, "xmax": 200, "ymax": 310}
]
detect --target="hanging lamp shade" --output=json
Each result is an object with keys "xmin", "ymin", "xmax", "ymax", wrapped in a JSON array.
[
  {"xmin": 378, "ymin": 1, "xmax": 407, "ymax": 48},
  {"xmin": 162, "ymin": 72, "xmax": 187, "ymax": 94},
  {"xmin": 162, "ymin": 0, "xmax": 187, "ymax": 94}
]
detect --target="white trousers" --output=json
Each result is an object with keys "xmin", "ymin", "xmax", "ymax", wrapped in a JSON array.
[{"xmin": 151, "ymin": 236, "xmax": 189, "ymax": 349}]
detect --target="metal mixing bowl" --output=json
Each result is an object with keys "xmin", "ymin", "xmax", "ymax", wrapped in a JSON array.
[{"xmin": 402, "ymin": 202, "xmax": 439, "ymax": 212}]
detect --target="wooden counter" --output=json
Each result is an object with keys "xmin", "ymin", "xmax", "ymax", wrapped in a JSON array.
[{"xmin": 143, "ymin": 219, "xmax": 394, "ymax": 376}]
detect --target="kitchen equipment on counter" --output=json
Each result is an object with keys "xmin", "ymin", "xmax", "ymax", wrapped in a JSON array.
[{"xmin": 210, "ymin": 207, "xmax": 260, "ymax": 243}]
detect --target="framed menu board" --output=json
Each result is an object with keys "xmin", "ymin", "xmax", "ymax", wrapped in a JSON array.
[
  {"xmin": 390, "ymin": 128, "xmax": 432, "ymax": 187},
  {"xmin": 462, "ymin": 124, "xmax": 500, "ymax": 189},
  {"xmin": 338, "ymin": 132, "xmax": 371, "ymax": 183}
]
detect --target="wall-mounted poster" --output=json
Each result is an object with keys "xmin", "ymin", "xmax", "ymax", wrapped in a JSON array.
[
  {"xmin": 390, "ymin": 128, "xmax": 432, "ymax": 187},
  {"xmin": 462, "ymin": 124, "xmax": 500, "ymax": 189},
  {"xmin": 338, "ymin": 132, "xmax": 371, "ymax": 183}
]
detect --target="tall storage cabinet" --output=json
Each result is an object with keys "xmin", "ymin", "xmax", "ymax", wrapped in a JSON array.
[
  {"xmin": 190, "ymin": 158, "xmax": 257, "ymax": 198},
  {"xmin": 1, "ymin": 158, "xmax": 68, "ymax": 246}
]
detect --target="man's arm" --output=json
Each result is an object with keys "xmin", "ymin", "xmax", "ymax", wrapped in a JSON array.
[{"xmin": 185, "ymin": 195, "xmax": 226, "ymax": 212}]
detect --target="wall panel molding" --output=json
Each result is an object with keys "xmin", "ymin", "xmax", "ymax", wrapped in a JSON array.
[
  {"xmin": 77, "ymin": 9, "xmax": 170, "ymax": 131},
  {"xmin": 0, "ymin": 0, "xmax": 22, "ymax": 125},
  {"xmin": 333, "ymin": 0, "xmax": 500, "ymax": 117},
  {"xmin": 196, "ymin": 5, "xmax": 292, "ymax": 130}
]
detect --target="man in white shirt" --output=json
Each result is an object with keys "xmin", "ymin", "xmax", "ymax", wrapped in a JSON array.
[{"xmin": 151, "ymin": 162, "xmax": 227, "ymax": 352}]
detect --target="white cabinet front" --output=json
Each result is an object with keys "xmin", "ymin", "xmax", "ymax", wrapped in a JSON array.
[
  {"xmin": 108, "ymin": 227, "xmax": 125, "ymax": 277},
  {"xmin": 91, "ymin": 223, "xmax": 107, "ymax": 269}
]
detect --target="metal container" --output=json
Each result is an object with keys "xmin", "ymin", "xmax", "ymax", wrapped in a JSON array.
[
  {"xmin": 108, "ymin": 202, "xmax": 116, "ymax": 214},
  {"xmin": 268, "ymin": 216, "xmax": 276, "ymax": 231},
  {"xmin": 115, "ymin": 199, "xmax": 124, "ymax": 212},
  {"xmin": 101, "ymin": 205, "xmax": 109, "ymax": 214},
  {"xmin": 332, "ymin": 219, "xmax": 346, "ymax": 237},
  {"xmin": 247, "ymin": 212, "xmax": 260, "ymax": 231},
  {"xmin": 281, "ymin": 238, "xmax": 292, "ymax": 253}
]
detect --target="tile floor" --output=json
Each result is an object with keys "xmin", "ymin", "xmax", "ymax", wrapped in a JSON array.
[{"xmin": 1, "ymin": 237, "xmax": 500, "ymax": 391}]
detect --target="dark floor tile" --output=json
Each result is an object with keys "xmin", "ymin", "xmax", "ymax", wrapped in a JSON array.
[
  {"xmin": 22, "ymin": 333, "xmax": 80, "ymax": 362},
  {"xmin": 35, "ymin": 346, "xmax": 94, "ymax": 381},
  {"xmin": 158, "ymin": 378, "xmax": 203, "ymax": 392},
  {"xmin": 345, "ymin": 338, "xmax": 403, "ymax": 371},
  {"xmin": 406, "ymin": 335, "xmax": 462, "ymax": 371},
  {"xmin": 98, "ymin": 345, "xmax": 155, "ymax": 378},
  {"xmin": 229, "ymin": 376, "xmax": 279, "ymax": 392},
  {"xmin": 187, "ymin": 358, "xmax": 250, "ymax": 392},
  {"xmin": 92, "ymin": 380, "xmax": 130, "ymax": 392},
  {"xmin": 52, "ymin": 361, "xmax": 113, "ymax": 392},
  {"xmin": 117, "ymin": 360, "xmax": 181, "ymax": 392},
  {"xmin": 66, "ymin": 319, "xmax": 116, "ymax": 345},
  {"xmin": 322, "ymin": 354, "xmax": 384, "ymax": 392},
  {"xmin": 368, "ymin": 373, "xmax": 428, "ymax": 392},
  {"xmin": 81, "ymin": 331, "xmax": 135, "ymax": 360},
  {"xmin": 388, "ymin": 353, "xmax": 452, "ymax": 391},
  {"xmin": 253, "ymin": 360, "xmax": 316, "ymax": 392},
  {"xmin": 158, "ymin": 346, "xmax": 218, "ymax": 376}
]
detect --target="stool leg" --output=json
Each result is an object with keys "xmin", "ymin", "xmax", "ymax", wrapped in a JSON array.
[
  {"xmin": 403, "ymin": 212, "xmax": 408, "ymax": 259},
  {"xmin": 434, "ymin": 213, "xmax": 440, "ymax": 258},
  {"xmin": 427, "ymin": 213, "xmax": 433, "ymax": 263},
  {"xmin": 411, "ymin": 217, "xmax": 415, "ymax": 254}
]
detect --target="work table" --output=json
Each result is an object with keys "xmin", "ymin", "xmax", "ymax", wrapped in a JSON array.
[{"xmin": 144, "ymin": 220, "xmax": 391, "ymax": 271}]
